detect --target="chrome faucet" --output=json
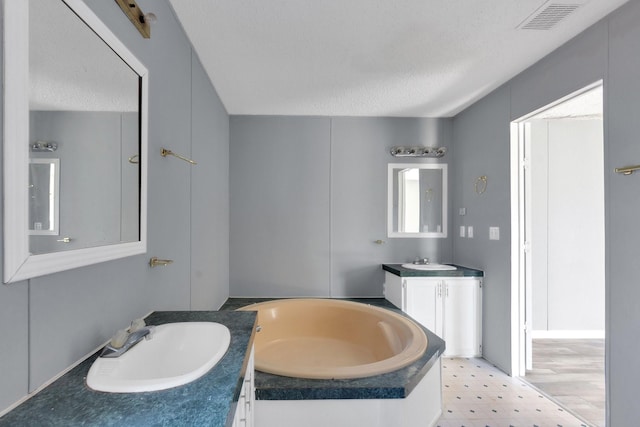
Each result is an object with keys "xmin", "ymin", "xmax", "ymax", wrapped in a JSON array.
[
  {"xmin": 413, "ymin": 257, "xmax": 430, "ymax": 265},
  {"xmin": 100, "ymin": 320, "xmax": 155, "ymax": 358}
]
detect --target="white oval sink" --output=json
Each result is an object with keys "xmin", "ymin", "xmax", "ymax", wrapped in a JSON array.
[
  {"xmin": 87, "ymin": 322, "xmax": 230, "ymax": 393},
  {"xmin": 401, "ymin": 263, "xmax": 457, "ymax": 271}
]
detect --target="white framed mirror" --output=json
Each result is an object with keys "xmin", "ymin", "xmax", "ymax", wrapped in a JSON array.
[
  {"xmin": 388, "ymin": 163, "xmax": 448, "ymax": 238},
  {"xmin": 3, "ymin": 0, "xmax": 148, "ymax": 283}
]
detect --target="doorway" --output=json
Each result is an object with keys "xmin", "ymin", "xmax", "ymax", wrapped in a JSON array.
[{"xmin": 510, "ymin": 82, "xmax": 606, "ymax": 426}]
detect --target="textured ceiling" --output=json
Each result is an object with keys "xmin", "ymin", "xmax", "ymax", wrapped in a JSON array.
[
  {"xmin": 168, "ymin": 0, "xmax": 627, "ymax": 118},
  {"xmin": 30, "ymin": 0, "xmax": 138, "ymax": 112}
]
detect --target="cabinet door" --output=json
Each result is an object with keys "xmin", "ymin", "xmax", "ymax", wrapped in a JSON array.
[
  {"xmin": 443, "ymin": 279, "xmax": 481, "ymax": 356},
  {"xmin": 405, "ymin": 278, "xmax": 443, "ymax": 336},
  {"xmin": 383, "ymin": 272, "xmax": 403, "ymax": 309},
  {"xmin": 233, "ymin": 347, "xmax": 255, "ymax": 427}
]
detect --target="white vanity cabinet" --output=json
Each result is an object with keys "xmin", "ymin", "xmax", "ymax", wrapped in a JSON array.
[
  {"xmin": 384, "ymin": 272, "xmax": 482, "ymax": 357},
  {"xmin": 233, "ymin": 347, "xmax": 255, "ymax": 427}
]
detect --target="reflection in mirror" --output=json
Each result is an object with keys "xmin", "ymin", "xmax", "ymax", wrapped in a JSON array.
[
  {"xmin": 29, "ymin": 158, "xmax": 60, "ymax": 236},
  {"xmin": 388, "ymin": 163, "xmax": 448, "ymax": 238},
  {"xmin": 29, "ymin": 0, "xmax": 140, "ymax": 254},
  {"xmin": 3, "ymin": 0, "xmax": 148, "ymax": 283}
]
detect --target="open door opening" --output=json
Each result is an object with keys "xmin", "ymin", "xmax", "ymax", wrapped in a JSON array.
[{"xmin": 510, "ymin": 82, "xmax": 606, "ymax": 427}]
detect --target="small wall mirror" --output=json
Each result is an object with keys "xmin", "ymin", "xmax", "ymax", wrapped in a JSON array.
[
  {"xmin": 29, "ymin": 158, "xmax": 60, "ymax": 236},
  {"xmin": 3, "ymin": 0, "xmax": 148, "ymax": 283},
  {"xmin": 388, "ymin": 163, "xmax": 448, "ymax": 238}
]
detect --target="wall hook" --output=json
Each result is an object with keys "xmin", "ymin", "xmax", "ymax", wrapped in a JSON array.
[
  {"xmin": 160, "ymin": 148, "xmax": 197, "ymax": 165},
  {"xmin": 614, "ymin": 164, "xmax": 640, "ymax": 175},
  {"xmin": 149, "ymin": 257, "xmax": 173, "ymax": 267}
]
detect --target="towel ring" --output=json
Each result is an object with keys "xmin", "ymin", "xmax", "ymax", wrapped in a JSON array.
[{"xmin": 474, "ymin": 175, "xmax": 488, "ymax": 195}]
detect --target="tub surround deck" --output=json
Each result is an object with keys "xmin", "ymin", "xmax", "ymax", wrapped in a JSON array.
[
  {"xmin": 0, "ymin": 311, "xmax": 257, "ymax": 427},
  {"xmin": 222, "ymin": 298, "xmax": 446, "ymax": 401},
  {"xmin": 1, "ymin": 299, "xmax": 444, "ymax": 426},
  {"xmin": 383, "ymin": 263, "xmax": 484, "ymax": 277}
]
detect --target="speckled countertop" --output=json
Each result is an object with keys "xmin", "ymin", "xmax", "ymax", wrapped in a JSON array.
[
  {"xmin": 0, "ymin": 311, "xmax": 257, "ymax": 427},
  {"xmin": 382, "ymin": 263, "xmax": 484, "ymax": 277},
  {"xmin": 221, "ymin": 298, "xmax": 446, "ymax": 400}
]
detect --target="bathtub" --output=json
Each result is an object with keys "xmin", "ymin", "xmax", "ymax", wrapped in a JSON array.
[{"xmin": 238, "ymin": 298, "xmax": 428, "ymax": 379}]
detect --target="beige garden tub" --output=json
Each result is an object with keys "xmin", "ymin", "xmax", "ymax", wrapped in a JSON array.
[{"xmin": 237, "ymin": 299, "xmax": 428, "ymax": 379}]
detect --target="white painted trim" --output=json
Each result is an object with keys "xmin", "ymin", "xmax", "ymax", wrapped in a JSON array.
[
  {"xmin": 3, "ymin": 0, "xmax": 30, "ymax": 284},
  {"xmin": 509, "ymin": 80, "xmax": 605, "ymax": 377},
  {"xmin": 531, "ymin": 330, "xmax": 605, "ymax": 339},
  {"xmin": 3, "ymin": 0, "xmax": 148, "ymax": 283},
  {"xmin": 509, "ymin": 121, "xmax": 523, "ymax": 377},
  {"xmin": 387, "ymin": 163, "xmax": 448, "ymax": 239}
]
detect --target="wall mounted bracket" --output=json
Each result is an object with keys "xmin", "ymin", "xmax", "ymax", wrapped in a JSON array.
[
  {"xmin": 160, "ymin": 148, "xmax": 197, "ymax": 165},
  {"xmin": 114, "ymin": 0, "xmax": 151, "ymax": 38},
  {"xmin": 615, "ymin": 164, "xmax": 640, "ymax": 175}
]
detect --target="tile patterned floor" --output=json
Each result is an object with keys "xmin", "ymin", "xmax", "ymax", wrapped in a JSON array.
[{"xmin": 437, "ymin": 357, "xmax": 590, "ymax": 427}]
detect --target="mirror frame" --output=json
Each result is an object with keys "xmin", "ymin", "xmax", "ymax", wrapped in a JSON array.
[
  {"xmin": 387, "ymin": 163, "xmax": 448, "ymax": 238},
  {"xmin": 3, "ymin": 0, "xmax": 148, "ymax": 283}
]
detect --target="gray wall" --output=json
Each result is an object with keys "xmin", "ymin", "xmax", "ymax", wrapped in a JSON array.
[
  {"xmin": 229, "ymin": 116, "xmax": 452, "ymax": 298},
  {"xmin": 330, "ymin": 118, "xmax": 453, "ymax": 297},
  {"xmin": 229, "ymin": 117, "xmax": 332, "ymax": 297},
  {"xmin": 452, "ymin": 1, "xmax": 640, "ymax": 423},
  {"xmin": 451, "ymin": 85, "xmax": 512, "ymax": 371},
  {"xmin": 0, "ymin": 0, "xmax": 229, "ymax": 412},
  {"xmin": 190, "ymin": 53, "xmax": 231, "ymax": 310},
  {"xmin": 29, "ymin": 111, "xmax": 139, "ymax": 254}
]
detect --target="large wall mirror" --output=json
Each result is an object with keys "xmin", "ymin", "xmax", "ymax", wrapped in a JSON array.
[
  {"xmin": 3, "ymin": 0, "xmax": 148, "ymax": 283},
  {"xmin": 388, "ymin": 163, "xmax": 448, "ymax": 238}
]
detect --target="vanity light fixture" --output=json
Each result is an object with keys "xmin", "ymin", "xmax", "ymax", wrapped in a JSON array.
[
  {"xmin": 390, "ymin": 146, "xmax": 446, "ymax": 158},
  {"xmin": 31, "ymin": 141, "xmax": 58, "ymax": 152},
  {"xmin": 114, "ymin": 0, "xmax": 155, "ymax": 39}
]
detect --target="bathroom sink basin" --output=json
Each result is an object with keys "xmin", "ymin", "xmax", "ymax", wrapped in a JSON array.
[
  {"xmin": 86, "ymin": 322, "xmax": 230, "ymax": 393},
  {"xmin": 401, "ymin": 263, "xmax": 457, "ymax": 271}
]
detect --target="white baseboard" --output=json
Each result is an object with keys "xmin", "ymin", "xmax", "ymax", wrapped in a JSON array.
[{"xmin": 531, "ymin": 330, "xmax": 605, "ymax": 339}]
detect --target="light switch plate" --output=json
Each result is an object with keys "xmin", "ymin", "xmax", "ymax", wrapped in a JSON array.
[
  {"xmin": 467, "ymin": 226, "xmax": 474, "ymax": 238},
  {"xmin": 489, "ymin": 226, "xmax": 500, "ymax": 240},
  {"xmin": 460, "ymin": 226, "xmax": 466, "ymax": 237}
]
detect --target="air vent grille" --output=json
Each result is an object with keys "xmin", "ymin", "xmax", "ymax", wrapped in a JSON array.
[{"xmin": 518, "ymin": 3, "xmax": 581, "ymax": 30}]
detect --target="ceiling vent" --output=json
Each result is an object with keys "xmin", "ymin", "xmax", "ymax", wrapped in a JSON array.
[{"xmin": 517, "ymin": 2, "xmax": 582, "ymax": 30}]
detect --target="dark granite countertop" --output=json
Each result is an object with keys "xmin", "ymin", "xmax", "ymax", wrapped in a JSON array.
[
  {"xmin": 221, "ymin": 298, "xmax": 446, "ymax": 401},
  {"xmin": 0, "ymin": 311, "xmax": 257, "ymax": 427},
  {"xmin": 382, "ymin": 263, "xmax": 484, "ymax": 277}
]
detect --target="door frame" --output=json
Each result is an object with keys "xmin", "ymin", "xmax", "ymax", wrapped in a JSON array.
[{"xmin": 509, "ymin": 80, "xmax": 604, "ymax": 376}]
